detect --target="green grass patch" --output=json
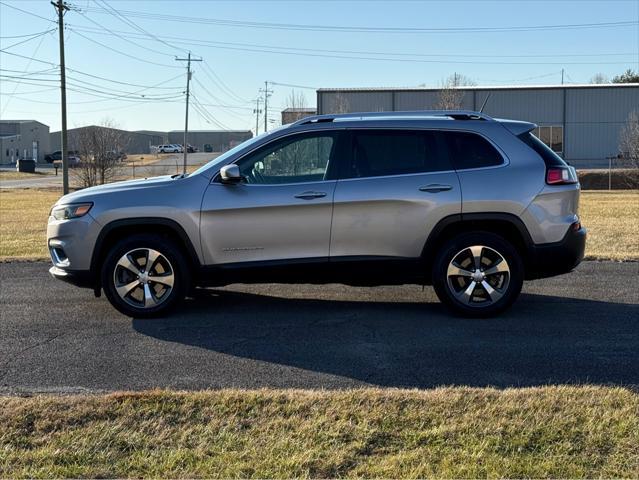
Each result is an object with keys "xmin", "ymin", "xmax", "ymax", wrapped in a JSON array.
[{"xmin": 1, "ymin": 387, "xmax": 638, "ymax": 478}]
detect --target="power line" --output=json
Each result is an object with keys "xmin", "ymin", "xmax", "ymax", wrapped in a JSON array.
[
  {"xmin": 0, "ymin": 28, "xmax": 57, "ymax": 42},
  {"xmin": 1, "ymin": 29, "xmax": 48, "ymax": 116},
  {"xmin": 67, "ymin": 25, "xmax": 637, "ymax": 65},
  {"xmin": 94, "ymin": 0, "xmax": 187, "ymax": 55},
  {"xmin": 67, "ymin": 28, "xmax": 182, "ymax": 68},
  {"xmin": 0, "ymin": 1, "xmax": 57, "ymax": 23},
  {"xmin": 201, "ymin": 61, "xmax": 251, "ymax": 103},
  {"xmin": 77, "ymin": 8, "xmax": 639, "ymax": 34},
  {"xmin": 71, "ymin": 10, "xmax": 177, "ymax": 58}
]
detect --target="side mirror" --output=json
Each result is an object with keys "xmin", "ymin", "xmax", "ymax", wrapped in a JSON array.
[{"xmin": 220, "ymin": 164, "xmax": 242, "ymax": 184}]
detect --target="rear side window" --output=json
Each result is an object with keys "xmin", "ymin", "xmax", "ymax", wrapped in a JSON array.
[
  {"xmin": 517, "ymin": 131, "xmax": 568, "ymax": 167},
  {"xmin": 346, "ymin": 130, "xmax": 451, "ymax": 179},
  {"xmin": 443, "ymin": 131, "xmax": 504, "ymax": 170}
]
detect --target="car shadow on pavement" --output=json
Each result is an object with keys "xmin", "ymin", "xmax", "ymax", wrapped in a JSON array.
[{"xmin": 133, "ymin": 289, "xmax": 639, "ymax": 388}]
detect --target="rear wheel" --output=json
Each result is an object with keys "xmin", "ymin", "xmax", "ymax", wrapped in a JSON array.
[
  {"xmin": 101, "ymin": 234, "xmax": 189, "ymax": 318},
  {"xmin": 432, "ymin": 232, "xmax": 523, "ymax": 317}
]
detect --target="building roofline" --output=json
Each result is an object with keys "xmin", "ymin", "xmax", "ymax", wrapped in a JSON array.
[{"xmin": 317, "ymin": 83, "xmax": 639, "ymax": 93}]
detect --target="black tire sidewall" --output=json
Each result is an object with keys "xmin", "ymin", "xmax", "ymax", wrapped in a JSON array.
[
  {"xmin": 101, "ymin": 234, "xmax": 189, "ymax": 318},
  {"xmin": 432, "ymin": 231, "xmax": 524, "ymax": 317}
]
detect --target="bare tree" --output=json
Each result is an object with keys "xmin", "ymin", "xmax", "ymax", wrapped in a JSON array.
[
  {"xmin": 435, "ymin": 73, "xmax": 476, "ymax": 110},
  {"xmin": 71, "ymin": 119, "xmax": 127, "ymax": 188},
  {"xmin": 619, "ymin": 110, "xmax": 639, "ymax": 169},
  {"xmin": 330, "ymin": 93, "xmax": 350, "ymax": 114},
  {"xmin": 285, "ymin": 89, "xmax": 307, "ymax": 110},
  {"xmin": 590, "ymin": 73, "xmax": 609, "ymax": 84}
]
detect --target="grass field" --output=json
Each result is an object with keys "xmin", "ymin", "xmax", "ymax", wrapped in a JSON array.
[
  {"xmin": 1, "ymin": 387, "xmax": 637, "ymax": 478},
  {"xmin": 0, "ymin": 170, "xmax": 50, "ymax": 181},
  {"xmin": 0, "ymin": 189, "xmax": 637, "ymax": 261}
]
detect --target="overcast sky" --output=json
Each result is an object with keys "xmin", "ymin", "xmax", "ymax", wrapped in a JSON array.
[{"xmin": 1, "ymin": 0, "xmax": 638, "ymax": 133}]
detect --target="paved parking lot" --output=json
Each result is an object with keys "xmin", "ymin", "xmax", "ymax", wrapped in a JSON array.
[{"xmin": 0, "ymin": 260, "xmax": 637, "ymax": 393}]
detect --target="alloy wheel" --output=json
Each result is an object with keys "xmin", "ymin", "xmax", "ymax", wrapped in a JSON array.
[
  {"xmin": 113, "ymin": 248, "xmax": 175, "ymax": 309},
  {"xmin": 446, "ymin": 245, "xmax": 510, "ymax": 306}
]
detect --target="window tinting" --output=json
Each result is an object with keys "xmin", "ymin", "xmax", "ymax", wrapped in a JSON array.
[
  {"xmin": 237, "ymin": 133, "xmax": 336, "ymax": 184},
  {"xmin": 517, "ymin": 131, "xmax": 568, "ymax": 167},
  {"xmin": 443, "ymin": 131, "xmax": 504, "ymax": 170},
  {"xmin": 347, "ymin": 130, "xmax": 450, "ymax": 178}
]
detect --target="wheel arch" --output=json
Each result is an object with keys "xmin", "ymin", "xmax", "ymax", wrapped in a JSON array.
[
  {"xmin": 421, "ymin": 213, "xmax": 535, "ymax": 281},
  {"xmin": 90, "ymin": 218, "xmax": 201, "ymax": 288}
]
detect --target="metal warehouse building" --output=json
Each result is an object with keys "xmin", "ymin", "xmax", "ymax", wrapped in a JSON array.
[
  {"xmin": 1, "ymin": 120, "xmax": 50, "ymax": 163},
  {"xmin": 316, "ymin": 84, "xmax": 639, "ymax": 168},
  {"xmin": 167, "ymin": 130, "xmax": 253, "ymax": 153}
]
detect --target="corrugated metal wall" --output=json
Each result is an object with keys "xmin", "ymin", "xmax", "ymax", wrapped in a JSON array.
[{"xmin": 317, "ymin": 86, "xmax": 639, "ymax": 168}]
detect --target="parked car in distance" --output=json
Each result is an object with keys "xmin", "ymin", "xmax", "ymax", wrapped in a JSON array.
[
  {"xmin": 47, "ymin": 110, "xmax": 585, "ymax": 318},
  {"xmin": 203, "ymin": 144, "xmax": 213, "ymax": 152},
  {"xmin": 157, "ymin": 144, "xmax": 180, "ymax": 154},
  {"xmin": 44, "ymin": 150, "xmax": 79, "ymax": 163},
  {"xmin": 187, "ymin": 144, "xmax": 198, "ymax": 153}
]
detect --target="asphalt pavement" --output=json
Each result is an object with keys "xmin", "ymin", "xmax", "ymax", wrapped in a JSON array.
[{"xmin": 0, "ymin": 260, "xmax": 637, "ymax": 393}]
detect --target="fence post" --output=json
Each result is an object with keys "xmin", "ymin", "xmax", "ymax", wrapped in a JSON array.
[{"xmin": 608, "ymin": 156, "xmax": 612, "ymax": 191}]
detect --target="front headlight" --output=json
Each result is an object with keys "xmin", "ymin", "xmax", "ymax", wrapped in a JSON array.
[{"xmin": 51, "ymin": 203, "xmax": 93, "ymax": 220}]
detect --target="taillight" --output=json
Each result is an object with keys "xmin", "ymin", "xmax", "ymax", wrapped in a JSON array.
[{"xmin": 546, "ymin": 166, "xmax": 578, "ymax": 185}]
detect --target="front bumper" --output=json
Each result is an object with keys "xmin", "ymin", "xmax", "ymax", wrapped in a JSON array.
[
  {"xmin": 526, "ymin": 225, "xmax": 587, "ymax": 279},
  {"xmin": 49, "ymin": 266, "xmax": 95, "ymax": 289}
]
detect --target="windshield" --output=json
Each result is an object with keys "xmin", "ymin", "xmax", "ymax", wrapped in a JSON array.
[{"xmin": 188, "ymin": 127, "xmax": 288, "ymax": 177}]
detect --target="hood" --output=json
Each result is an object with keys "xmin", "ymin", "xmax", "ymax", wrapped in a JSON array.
[{"xmin": 55, "ymin": 175, "xmax": 177, "ymax": 205}]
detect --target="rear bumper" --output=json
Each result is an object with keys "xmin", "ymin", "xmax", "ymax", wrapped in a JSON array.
[
  {"xmin": 526, "ymin": 226, "xmax": 587, "ymax": 279},
  {"xmin": 49, "ymin": 266, "xmax": 95, "ymax": 289}
]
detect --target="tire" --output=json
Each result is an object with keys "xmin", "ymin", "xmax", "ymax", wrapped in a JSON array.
[
  {"xmin": 432, "ymin": 231, "xmax": 524, "ymax": 318},
  {"xmin": 101, "ymin": 234, "xmax": 189, "ymax": 318}
]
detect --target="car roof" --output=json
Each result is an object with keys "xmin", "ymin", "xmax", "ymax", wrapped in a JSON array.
[{"xmin": 286, "ymin": 110, "xmax": 536, "ymax": 135}]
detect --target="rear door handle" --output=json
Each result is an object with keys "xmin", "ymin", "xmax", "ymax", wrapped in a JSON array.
[
  {"xmin": 294, "ymin": 191, "xmax": 327, "ymax": 200},
  {"xmin": 419, "ymin": 184, "xmax": 453, "ymax": 193}
]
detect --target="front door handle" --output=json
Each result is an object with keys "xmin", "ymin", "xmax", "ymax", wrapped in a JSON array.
[
  {"xmin": 294, "ymin": 191, "xmax": 327, "ymax": 200},
  {"xmin": 419, "ymin": 184, "xmax": 453, "ymax": 193}
]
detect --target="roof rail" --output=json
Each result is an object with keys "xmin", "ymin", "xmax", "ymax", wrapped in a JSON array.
[{"xmin": 292, "ymin": 110, "xmax": 493, "ymax": 126}]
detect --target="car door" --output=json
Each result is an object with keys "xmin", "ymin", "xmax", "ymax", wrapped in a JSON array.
[
  {"xmin": 330, "ymin": 129, "xmax": 461, "ymax": 259},
  {"xmin": 200, "ymin": 130, "xmax": 343, "ymax": 265}
]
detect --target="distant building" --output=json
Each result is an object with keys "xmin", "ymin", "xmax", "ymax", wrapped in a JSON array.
[
  {"xmin": 167, "ymin": 130, "xmax": 253, "ymax": 152},
  {"xmin": 317, "ymin": 83, "xmax": 639, "ymax": 169},
  {"xmin": 50, "ymin": 127, "xmax": 165, "ymax": 154},
  {"xmin": 0, "ymin": 120, "xmax": 50, "ymax": 163},
  {"xmin": 281, "ymin": 108, "xmax": 317, "ymax": 125}
]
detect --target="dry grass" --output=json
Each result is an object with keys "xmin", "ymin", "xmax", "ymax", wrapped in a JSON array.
[
  {"xmin": 1, "ymin": 387, "xmax": 637, "ymax": 478},
  {"xmin": 580, "ymin": 190, "xmax": 639, "ymax": 260},
  {"xmin": 0, "ymin": 170, "xmax": 51, "ymax": 181},
  {"xmin": 0, "ymin": 189, "xmax": 637, "ymax": 262},
  {"xmin": 0, "ymin": 189, "xmax": 60, "ymax": 260}
]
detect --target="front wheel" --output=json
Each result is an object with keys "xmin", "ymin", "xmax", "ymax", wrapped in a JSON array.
[
  {"xmin": 101, "ymin": 234, "xmax": 189, "ymax": 318},
  {"xmin": 432, "ymin": 232, "xmax": 524, "ymax": 317}
]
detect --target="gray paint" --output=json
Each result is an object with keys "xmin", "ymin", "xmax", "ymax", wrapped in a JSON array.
[{"xmin": 317, "ymin": 84, "xmax": 639, "ymax": 168}]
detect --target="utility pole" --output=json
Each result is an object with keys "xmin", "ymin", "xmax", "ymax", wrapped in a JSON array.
[
  {"xmin": 52, "ymin": 0, "xmax": 69, "ymax": 194},
  {"xmin": 253, "ymin": 97, "xmax": 262, "ymax": 136},
  {"xmin": 259, "ymin": 81, "xmax": 273, "ymax": 132},
  {"xmin": 561, "ymin": 68, "xmax": 565, "ymax": 85},
  {"xmin": 175, "ymin": 52, "xmax": 201, "ymax": 174}
]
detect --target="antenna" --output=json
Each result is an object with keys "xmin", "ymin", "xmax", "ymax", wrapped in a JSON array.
[{"xmin": 479, "ymin": 93, "xmax": 492, "ymax": 113}]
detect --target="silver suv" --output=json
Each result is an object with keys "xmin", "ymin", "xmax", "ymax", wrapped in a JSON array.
[{"xmin": 47, "ymin": 111, "xmax": 585, "ymax": 318}]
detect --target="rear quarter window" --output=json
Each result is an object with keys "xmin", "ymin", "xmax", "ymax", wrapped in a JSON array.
[
  {"xmin": 442, "ymin": 131, "xmax": 504, "ymax": 170},
  {"xmin": 517, "ymin": 131, "xmax": 568, "ymax": 167}
]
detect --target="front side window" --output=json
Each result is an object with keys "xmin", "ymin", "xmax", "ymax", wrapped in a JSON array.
[
  {"xmin": 237, "ymin": 133, "xmax": 336, "ymax": 184},
  {"xmin": 443, "ymin": 131, "xmax": 504, "ymax": 170},
  {"xmin": 346, "ymin": 130, "xmax": 451, "ymax": 179}
]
